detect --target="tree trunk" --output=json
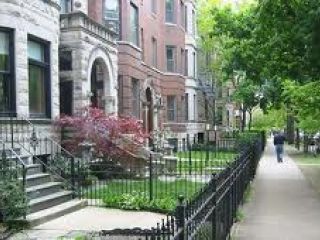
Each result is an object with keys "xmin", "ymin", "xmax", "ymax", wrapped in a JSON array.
[
  {"xmin": 241, "ymin": 107, "xmax": 246, "ymax": 132},
  {"xmin": 248, "ymin": 110, "xmax": 252, "ymax": 131},
  {"xmin": 295, "ymin": 128, "xmax": 300, "ymax": 150},
  {"xmin": 286, "ymin": 111, "xmax": 295, "ymax": 144}
]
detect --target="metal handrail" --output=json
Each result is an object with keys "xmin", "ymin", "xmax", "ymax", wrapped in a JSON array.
[
  {"xmin": 23, "ymin": 118, "xmax": 77, "ymax": 159},
  {"xmin": 16, "ymin": 141, "xmax": 77, "ymax": 194},
  {"xmin": 0, "ymin": 138, "xmax": 27, "ymax": 168}
]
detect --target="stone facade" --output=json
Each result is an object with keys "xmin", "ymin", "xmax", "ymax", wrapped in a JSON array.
[
  {"xmin": 59, "ymin": 11, "xmax": 118, "ymax": 114},
  {"xmin": 0, "ymin": 0, "xmax": 60, "ymax": 119}
]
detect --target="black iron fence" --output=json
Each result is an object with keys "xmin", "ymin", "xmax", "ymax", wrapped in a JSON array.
[
  {"xmin": 0, "ymin": 115, "xmax": 264, "ymax": 240},
  {"xmin": 75, "ymin": 138, "xmax": 239, "ymax": 212},
  {"xmin": 97, "ymin": 132, "xmax": 264, "ymax": 240}
]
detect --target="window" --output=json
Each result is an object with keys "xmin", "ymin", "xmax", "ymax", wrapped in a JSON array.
[
  {"xmin": 166, "ymin": 0, "xmax": 175, "ymax": 23},
  {"xmin": 217, "ymin": 106, "xmax": 223, "ymax": 125},
  {"xmin": 180, "ymin": 1, "xmax": 184, "ymax": 28},
  {"xmin": 104, "ymin": 0, "xmax": 120, "ymax": 34},
  {"xmin": 151, "ymin": 0, "xmax": 157, "ymax": 13},
  {"xmin": 0, "ymin": 30, "xmax": 15, "ymax": 114},
  {"xmin": 185, "ymin": 93, "xmax": 189, "ymax": 121},
  {"xmin": 226, "ymin": 110, "xmax": 230, "ymax": 126},
  {"xmin": 192, "ymin": 10, "xmax": 196, "ymax": 35},
  {"xmin": 185, "ymin": 49, "xmax": 188, "ymax": 76},
  {"xmin": 167, "ymin": 96, "xmax": 176, "ymax": 121},
  {"xmin": 193, "ymin": 51, "xmax": 196, "ymax": 78},
  {"xmin": 193, "ymin": 94, "xmax": 196, "ymax": 121},
  {"xmin": 180, "ymin": 49, "xmax": 184, "ymax": 74},
  {"xmin": 28, "ymin": 38, "xmax": 50, "ymax": 118},
  {"xmin": 60, "ymin": 0, "xmax": 71, "ymax": 13},
  {"xmin": 184, "ymin": 5, "xmax": 188, "ymax": 30},
  {"xmin": 141, "ymin": 28, "xmax": 145, "ymax": 60},
  {"xmin": 166, "ymin": 46, "xmax": 176, "ymax": 72},
  {"xmin": 129, "ymin": 3, "xmax": 139, "ymax": 46},
  {"xmin": 59, "ymin": 50, "xmax": 72, "ymax": 71},
  {"xmin": 152, "ymin": 38, "xmax": 157, "ymax": 67},
  {"xmin": 118, "ymin": 75, "xmax": 123, "ymax": 114},
  {"xmin": 132, "ymin": 78, "xmax": 140, "ymax": 118}
]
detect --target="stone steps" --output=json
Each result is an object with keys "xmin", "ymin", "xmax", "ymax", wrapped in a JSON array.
[
  {"xmin": 26, "ymin": 199, "xmax": 87, "ymax": 227},
  {"xmin": 26, "ymin": 182, "xmax": 63, "ymax": 199},
  {"xmin": 29, "ymin": 190, "xmax": 73, "ymax": 213}
]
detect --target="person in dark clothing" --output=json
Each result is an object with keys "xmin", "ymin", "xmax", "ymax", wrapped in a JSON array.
[{"xmin": 273, "ymin": 132, "xmax": 286, "ymax": 163}]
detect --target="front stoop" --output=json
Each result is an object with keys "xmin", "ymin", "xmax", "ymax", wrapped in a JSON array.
[{"xmin": 26, "ymin": 199, "xmax": 87, "ymax": 227}]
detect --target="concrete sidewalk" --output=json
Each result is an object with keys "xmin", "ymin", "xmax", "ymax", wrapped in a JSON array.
[
  {"xmin": 233, "ymin": 139, "xmax": 320, "ymax": 240},
  {"xmin": 10, "ymin": 207, "xmax": 165, "ymax": 240}
]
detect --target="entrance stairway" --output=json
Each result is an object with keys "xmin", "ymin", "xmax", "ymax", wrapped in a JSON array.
[
  {"xmin": 5, "ymin": 147, "xmax": 87, "ymax": 227},
  {"xmin": 0, "ymin": 117, "xmax": 87, "ymax": 227}
]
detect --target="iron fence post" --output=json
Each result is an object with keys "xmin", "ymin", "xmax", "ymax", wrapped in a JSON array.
[
  {"xmin": 176, "ymin": 195, "xmax": 185, "ymax": 240},
  {"xmin": 188, "ymin": 142, "xmax": 192, "ymax": 175},
  {"xmin": 71, "ymin": 157, "xmax": 76, "ymax": 198},
  {"xmin": 10, "ymin": 115, "xmax": 13, "ymax": 149},
  {"xmin": 212, "ymin": 175, "xmax": 218, "ymax": 240},
  {"xmin": 149, "ymin": 153, "xmax": 153, "ymax": 202}
]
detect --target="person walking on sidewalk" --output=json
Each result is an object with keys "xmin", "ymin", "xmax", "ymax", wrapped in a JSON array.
[{"xmin": 273, "ymin": 131, "xmax": 286, "ymax": 163}]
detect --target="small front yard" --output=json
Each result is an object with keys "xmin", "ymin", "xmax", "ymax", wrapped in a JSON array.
[
  {"xmin": 81, "ymin": 150, "xmax": 238, "ymax": 213},
  {"xmin": 83, "ymin": 178, "xmax": 204, "ymax": 213}
]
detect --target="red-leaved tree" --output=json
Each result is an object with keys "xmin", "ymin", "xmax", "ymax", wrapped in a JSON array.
[{"xmin": 55, "ymin": 107, "xmax": 148, "ymax": 159}]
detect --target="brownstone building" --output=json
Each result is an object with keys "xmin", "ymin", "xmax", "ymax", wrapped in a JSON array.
[
  {"xmin": 88, "ymin": 0, "xmax": 188, "ymax": 147},
  {"xmin": 82, "ymin": 0, "xmax": 202, "ymax": 148}
]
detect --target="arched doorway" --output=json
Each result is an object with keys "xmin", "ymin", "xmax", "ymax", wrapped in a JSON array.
[{"xmin": 90, "ymin": 58, "xmax": 109, "ymax": 109}]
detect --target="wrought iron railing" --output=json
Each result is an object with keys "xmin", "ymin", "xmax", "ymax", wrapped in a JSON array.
[
  {"xmin": 0, "ymin": 117, "xmax": 80, "ymax": 197},
  {"xmin": 0, "ymin": 138, "xmax": 28, "ymax": 220},
  {"xmin": 91, "ymin": 132, "xmax": 265, "ymax": 240}
]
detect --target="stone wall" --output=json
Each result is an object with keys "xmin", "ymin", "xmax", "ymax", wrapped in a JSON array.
[
  {"xmin": 60, "ymin": 12, "xmax": 118, "ymax": 114},
  {"xmin": 0, "ymin": 0, "xmax": 60, "ymax": 119}
]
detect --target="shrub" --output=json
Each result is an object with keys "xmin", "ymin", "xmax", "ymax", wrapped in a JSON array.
[{"xmin": 0, "ymin": 161, "xmax": 28, "ymax": 223}]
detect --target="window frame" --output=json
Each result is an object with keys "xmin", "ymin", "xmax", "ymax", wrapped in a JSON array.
[
  {"xmin": 0, "ymin": 28, "xmax": 16, "ymax": 116},
  {"xmin": 192, "ymin": 9, "xmax": 196, "ymax": 36},
  {"xmin": 151, "ymin": 0, "xmax": 157, "ymax": 14},
  {"xmin": 152, "ymin": 37, "xmax": 157, "ymax": 67},
  {"xmin": 129, "ymin": 3, "xmax": 139, "ymax": 47},
  {"xmin": 167, "ymin": 95, "xmax": 176, "ymax": 122},
  {"xmin": 28, "ymin": 35, "xmax": 51, "ymax": 119},
  {"xmin": 131, "ymin": 78, "xmax": 140, "ymax": 119},
  {"xmin": 165, "ymin": 0, "xmax": 175, "ymax": 23},
  {"xmin": 103, "ymin": 0, "xmax": 120, "ymax": 34},
  {"xmin": 166, "ymin": 45, "xmax": 176, "ymax": 72},
  {"xmin": 180, "ymin": 1, "xmax": 184, "ymax": 28},
  {"xmin": 185, "ymin": 49, "xmax": 188, "ymax": 76},
  {"xmin": 193, "ymin": 51, "xmax": 196, "ymax": 78},
  {"xmin": 185, "ymin": 93, "xmax": 189, "ymax": 121}
]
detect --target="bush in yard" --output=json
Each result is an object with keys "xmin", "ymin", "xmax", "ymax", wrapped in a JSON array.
[
  {"xmin": 0, "ymin": 157, "xmax": 28, "ymax": 225},
  {"xmin": 102, "ymin": 192, "xmax": 176, "ymax": 213},
  {"xmin": 55, "ymin": 107, "xmax": 147, "ymax": 158}
]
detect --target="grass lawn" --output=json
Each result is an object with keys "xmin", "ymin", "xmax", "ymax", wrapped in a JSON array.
[
  {"xmin": 287, "ymin": 145, "xmax": 320, "ymax": 199},
  {"xmin": 82, "ymin": 178, "xmax": 205, "ymax": 213},
  {"xmin": 286, "ymin": 145, "xmax": 320, "ymax": 165},
  {"xmin": 175, "ymin": 151, "xmax": 237, "ymax": 173},
  {"xmin": 176, "ymin": 150, "xmax": 236, "ymax": 160}
]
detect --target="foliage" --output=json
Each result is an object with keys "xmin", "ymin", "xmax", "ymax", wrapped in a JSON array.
[
  {"xmin": 103, "ymin": 192, "xmax": 176, "ymax": 213},
  {"xmin": 252, "ymin": 108, "xmax": 286, "ymax": 131},
  {"xmin": 198, "ymin": 0, "xmax": 320, "ymax": 132},
  {"xmin": 283, "ymin": 80, "xmax": 320, "ymax": 133},
  {"xmin": 0, "ymin": 158, "xmax": 28, "ymax": 223},
  {"xmin": 55, "ymin": 107, "xmax": 147, "ymax": 158},
  {"xmin": 87, "ymin": 179, "xmax": 203, "ymax": 213}
]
